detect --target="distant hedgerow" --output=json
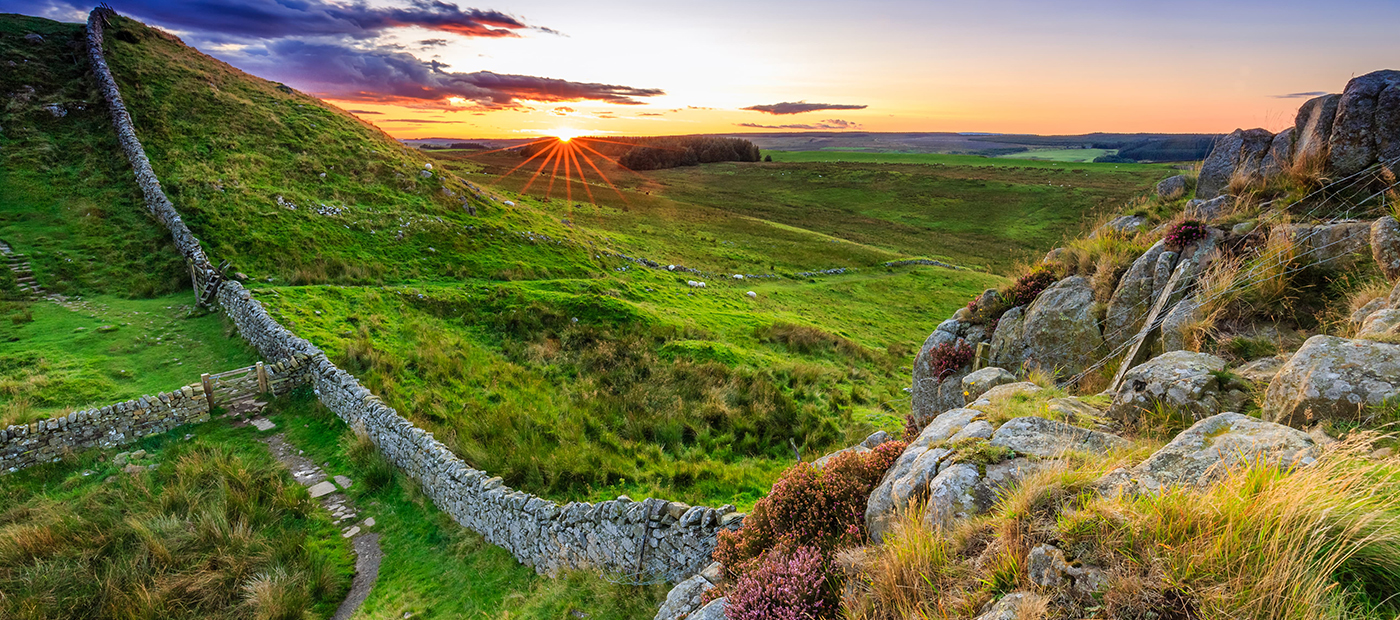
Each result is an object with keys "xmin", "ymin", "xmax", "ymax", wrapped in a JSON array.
[{"xmin": 1165, "ymin": 220, "xmax": 1209, "ymax": 250}]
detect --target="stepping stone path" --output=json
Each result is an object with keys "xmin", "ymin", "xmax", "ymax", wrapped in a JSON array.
[
  {"xmin": 259, "ymin": 432, "xmax": 381, "ymax": 620},
  {"xmin": 0, "ymin": 238, "xmax": 53, "ymax": 300}
]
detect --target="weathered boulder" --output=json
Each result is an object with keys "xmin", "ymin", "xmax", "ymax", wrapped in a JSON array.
[
  {"xmin": 1260, "ymin": 127, "xmax": 1295, "ymax": 176},
  {"xmin": 1104, "ymin": 240, "xmax": 1169, "ymax": 350},
  {"xmin": 1158, "ymin": 295, "xmax": 1200, "ymax": 353},
  {"xmin": 912, "ymin": 329, "xmax": 971, "ymax": 424},
  {"xmin": 1358, "ymin": 309, "xmax": 1400, "ymax": 340},
  {"xmin": 1373, "ymin": 216, "xmax": 1400, "ymax": 281},
  {"xmin": 970, "ymin": 381, "xmax": 1043, "ymax": 408},
  {"xmin": 1027, "ymin": 544, "xmax": 1108, "ymax": 595},
  {"xmin": 1293, "ymin": 93, "xmax": 1341, "ymax": 169},
  {"xmin": 1264, "ymin": 335, "xmax": 1400, "ymax": 426},
  {"xmin": 1352, "ymin": 298, "xmax": 1388, "ymax": 326},
  {"xmin": 1107, "ymin": 351, "xmax": 1227, "ymax": 422},
  {"xmin": 866, "ymin": 408, "xmax": 979, "ymax": 541},
  {"xmin": 655, "ymin": 574, "xmax": 714, "ymax": 620},
  {"xmin": 988, "ymin": 416, "xmax": 1128, "ymax": 458},
  {"xmin": 1197, "ymin": 128, "xmax": 1275, "ymax": 199},
  {"xmin": 1156, "ymin": 175, "xmax": 1187, "ymax": 200},
  {"xmin": 1098, "ymin": 214, "xmax": 1146, "ymax": 236},
  {"xmin": 1101, "ymin": 413, "xmax": 1316, "ymax": 495},
  {"xmin": 923, "ymin": 458, "xmax": 1048, "ymax": 528},
  {"xmin": 1287, "ymin": 221, "xmax": 1372, "ymax": 267},
  {"xmin": 1329, "ymin": 70, "xmax": 1400, "ymax": 176},
  {"xmin": 811, "ymin": 430, "xmax": 892, "ymax": 470},
  {"xmin": 974, "ymin": 593, "xmax": 1045, "ymax": 620},
  {"xmin": 684, "ymin": 597, "xmax": 726, "ymax": 620},
  {"xmin": 1015, "ymin": 276, "xmax": 1104, "ymax": 375},
  {"xmin": 962, "ymin": 367, "xmax": 1016, "ymax": 403},
  {"xmin": 989, "ymin": 306, "xmax": 1027, "ymax": 371},
  {"xmin": 1234, "ymin": 355, "xmax": 1289, "ymax": 385},
  {"xmin": 1045, "ymin": 396, "xmax": 1103, "ymax": 424},
  {"xmin": 1184, "ymin": 195, "xmax": 1232, "ymax": 221}
]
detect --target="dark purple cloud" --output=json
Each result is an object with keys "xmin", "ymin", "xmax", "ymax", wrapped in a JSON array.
[
  {"xmin": 347, "ymin": 109, "xmax": 384, "ymax": 114},
  {"xmin": 738, "ymin": 118, "xmax": 862, "ymax": 130},
  {"xmin": 235, "ymin": 39, "xmax": 663, "ymax": 108},
  {"xmin": 1273, "ymin": 91, "xmax": 1330, "ymax": 99},
  {"xmin": 18, "ymin": 0, "xmax": 546, "ymax": 39},
  {"xmin": 742, "ymin": 101, "xmax": 867, "ymax": 115}
]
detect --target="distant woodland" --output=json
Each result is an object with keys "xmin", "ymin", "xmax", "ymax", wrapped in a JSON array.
[{"xmin": 518, "ymin": 135, "xmax": 762, "ymax": 170}]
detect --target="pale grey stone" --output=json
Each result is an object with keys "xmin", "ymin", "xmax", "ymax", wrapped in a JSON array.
[
  {"xmin": 962, "ymin": 367, "xmax": 1016, "ymax": 404},
  {"xmin": 989, "ymin": 416, "xmax": 1127, "ymax": 458},
  {"xmin": 1373, "ymin": 216, "xmax": 1400, "ymax": 281},
  {"xmin": 1329, "ymin": 70, "xmax": 1400, "ymax": 175},
  {"xmin": 654, "ymin": 574, "xmax": 713, "ymax": 620},
  {"xmin": 1109, "ymin": 413, "xmax": 1316, "ymax": 494},
  {"xmin": 1108, "ymin": 351, "xmax": 1227, "ymax": 422},
  {"xmin": 1264, "ymin": 335, "xmax": 1400, "ymax": 426},
  {"xmin": 1156, "ymin": 175, "xmax": 1187, "ymax": 200},
  {"xmin": 1197, "ymin": 128, "xmax": 1274, "ymax": 199},
  {"xmin": 1293, "ymin": 93, "xmax": 1341, "ymax": 169}
]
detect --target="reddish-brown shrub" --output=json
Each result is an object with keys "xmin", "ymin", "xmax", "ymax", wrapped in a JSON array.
[
  {"xmin": 1003, "ymin": 268, "xmax": 1059, "ymax": 307},
  {"xmin": 726, "ymin": 546, "xmax": 831, "ymax": 620}
]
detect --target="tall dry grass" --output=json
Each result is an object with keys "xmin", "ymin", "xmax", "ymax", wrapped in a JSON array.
[{"xmin": 843, "ymin": 436, "xmax": 1400, "ymax": 620}]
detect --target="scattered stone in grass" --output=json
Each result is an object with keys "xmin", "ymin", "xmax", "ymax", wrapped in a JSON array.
[
  {"xmin": 308, "ymin": 481, "xmax": 337, "ymax": 498},
  {"xmin": 250, "ymin": 418, "xmax": 277, "ymax": 431},
  {"xmin": 342, "ymin": 526, "xmax": 360, "ymax": 538},
  {"xmin": 334, "ymin": 475, "xmax": 353, "ymax": 488}
]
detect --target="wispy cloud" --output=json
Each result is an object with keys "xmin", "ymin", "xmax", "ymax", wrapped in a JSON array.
[
  {"xmin": 738, "ymin": 118, "xmax": 862, "ymax": 130},
  {"xmin": 1273, "ymin": 91, "xmax": 1330, "ymax": 99},
  {"xmin": 347, "ymin": 109, "xmax": 384, "ymax": 114},
  {"xmin": 742, "ymin": 101, "xmax": 867, "ymax": 115}
]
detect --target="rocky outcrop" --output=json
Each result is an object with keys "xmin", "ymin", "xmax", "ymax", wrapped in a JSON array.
[
  {"xmin": 1264, "ymin": 335, "xmax": 1400, "ymax": 426},
  {"xmin": 1107, "ymin": 351, "xmax": 1227, "ymax": 422},
  {"xmin": 1104, "ymin": 240, "xmax": 1169, "ymax": 350},
  {"xmin": 811, "ymin": 431, "xmax": 892, "ymax": 470},
  {"xmin": 1098, "ymin": 215, "xmax": 1146, "ymax": 236},
  {"xmin": 1158, "ymin": 295, "xmax": 1200, "ymax": 353},
  {"xmin": 1329, "ymin": 70, "xmax": 1400, "ymax": 175},
  {"xmin": 1197, "ymin": 128, "xmax": 1275, "ymax": 199},
  {"xmin": 1358, "ymin": 309, "xmax": 1400, "ymax": 340},
  {"xmin": 655, "ymin": 574, "xmax": 714, "ymax": 620},
  {"xmin": 1287, "ymin": 221, "xmax": 1372, "ymax": 267},
  {"xmin": 1156, "ymin": 175, "xmax": 1187, "ymax": 200},
  {"xmin": 1234, "ymin": 355, "xmax": 1288, "ymax": 385},
  {"xmin": 1261, "ymin": 127, "xmax": 1295, "ymax": 176},
  {"xmin": 995, "ymin": 276, "xmax": 1103, "ymax": 376},
  {"xmin": 1293, "ymin": 93, "xmax": 1341, "ymax": 169},
  {"xmin": 1184, "ymin": 195, "xmax": 1232, "ymax": 221},
  {"xmin": 866, "ymin": 408, "xmax": 980, "ymax": 541},
  {"xmin": 684, "ymin": 597, "xmax": 726, "ymax": 620},
  {"xmin": 989, "ymin": 306, "xmax": 1027, "ymax": 370},
  {"xmin": 1100, "ymin": 413, "xmax": 1316, "ymax": 495},
  {"xmin": 1373, "ymin": 216, "xmax": 1400, "ymax": 281},
  {"xmin": 974, "ymin": 593, "xmax": 1045, "ymax": 620},
  {"xmin": 962, "ymin": 367, "xmax": 1015, "ymax": 404},
  {"xmin": 987, "ymin": 416, "xmax": 1127, "ymax": 458},
  {"xmin": 911, "ymin": 326, "xmax": 972, "ymax": 424},
  {"xmin": 1027, "ymin": 544, "xmax": 1107, "ymax": 595},
  {"xmin": 922, "ymin": 458, "xmax": 1047, "ymax": 527}
]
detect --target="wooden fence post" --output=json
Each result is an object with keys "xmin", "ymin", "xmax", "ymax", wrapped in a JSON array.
[
  {"xmin": 974, "ymin": 342, "xmax": 992, "ymax": 370},
  {"xmin": 201, "ymin": 373, "xmax": 215, "ymax": 411},
  {"xmin": 256, "ymin": 361, "xmax": 268, "ymax": 394}
]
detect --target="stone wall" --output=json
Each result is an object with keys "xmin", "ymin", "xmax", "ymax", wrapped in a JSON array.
[
  {"xmin": 0, "ymin": 356, "xmax": 311, "ymax": 473},
  {"xmin": 87, "ymin": 8, "xmax": 739, "ymax": 581}
]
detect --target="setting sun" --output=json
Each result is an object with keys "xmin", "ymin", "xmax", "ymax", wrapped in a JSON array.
[{"xmin": 549, "ymin": 127, "xmax": 586, "ymax": 142}]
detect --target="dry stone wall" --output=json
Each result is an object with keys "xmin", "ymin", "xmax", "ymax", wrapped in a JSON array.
[
  {"xmin": 0, "ymin": 356, "xmax": 311, "ymax": 473},
  {"xmin": 87, "ymin": 8, "xmax": 740, "ymax": 581}
]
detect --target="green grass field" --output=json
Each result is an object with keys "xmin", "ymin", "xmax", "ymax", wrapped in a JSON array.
[
  {"xmin": 0, "ymin": 295, "xmax": 258, "ymax": 426},
  {"xmin": 995, "ymin": 147, "xmax": 1115, "ymax": 162}
]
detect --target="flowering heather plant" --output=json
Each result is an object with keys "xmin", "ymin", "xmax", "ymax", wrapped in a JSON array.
[
  {"xmin": 926, "ymin": 340, "xmax": 974, "ymax": 380},
  {"xmin": 726, "ymin": 546, "xmax": 830, "ymax": 620},
  {"xmin": 1003, "ymin": 268, "xmax": 1058, "ymax": 307},
  {"xmin": 1165, "ymin": 220, "xmax": 1209, "ymax": 249},
  {"xmin": 715, "ymin": 440, "xmax": 906, "ymax": 573}
]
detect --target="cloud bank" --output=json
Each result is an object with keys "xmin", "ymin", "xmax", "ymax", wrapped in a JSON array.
[
  {"xmin": 742, "ymin": 101, "xmax": 867, "ymax": 115},
  {"xmin": 737, "ymin": 119, "xmax": 862, "ymax": 130}
]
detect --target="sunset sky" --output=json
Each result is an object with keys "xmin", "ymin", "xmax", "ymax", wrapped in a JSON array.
[{"xmin": 11, "ymin": 0, "xmax": 1400, "ymax": 139}]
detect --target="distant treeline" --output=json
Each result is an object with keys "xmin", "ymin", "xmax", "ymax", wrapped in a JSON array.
[
  {"xmin": 421, "ymin": 142, "xmax": 488, "ymax": 150},
  {"xmin": 972, "ymin": 132, "xmax": 1218, "ymax": 163},
  {"xmin": 518, "ymin": 135, "xmax": 761, "ymax": 170}
]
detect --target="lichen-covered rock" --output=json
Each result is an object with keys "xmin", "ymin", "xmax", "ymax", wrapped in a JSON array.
[
  {"xmin": 1197, "ymin": 128, "xmax": 1275, "ymax": 199},
  {"xmin": 912, "ymin": 330, "xmax": 971, "ymax": 424},
  {"xmin": 1104, "ymin": 240, "xmax": 1169, "ymax": 350},
  {"xmin": 974, "ymin": 592, "xmax": 1045, "ymax": 620},
  {"xmin": 1264, "ymin": 335, "xmax": 1400, "ymax": 427},
  {"xmin": 989, "ymin": 306, "xmax": 1026, "ymax": 371},
  {"xmin": 1353, "ymin": 298, "xmax": 1389, "ymax": 327},
  {"xmin": 865, "ymin": 409, "xmax": 979, "ymax": 541},
  {"xmin": 1358, "ymin": 308, "xmax": 1400, "ymax": 340},
  {"xmin": 1329, "ymin": 70, "xmax": 1400, "ymax": 176},
  {"xmin": 1027, "ymin": 544, "xmax": 1108, "ymax": 595},
  {"xmin": 969, "ymin": 381, "xmax": 1042, "ymax": 409},
  {"xmin": 1098, "ymin": 214, "xmax": 1146, "ymax": 236},
  {"xmin": 1373, "ymin": 216, "xmax": 1400, "ymax": 281},
  {"xmin": 655, "ymin": 574, "xmax": 713, "ymax": 620},
  {"xmin": 1159, "ymin": 295, "xmax": 1200, "ymax": 353},
  {"xmin": 811, "ymin": 430, "xmax": 891, "ymax": 470},
  {"xmin": 1102, "ymin": 413, "xmax": 1316, "ymax": 495},
  {"xmin": 1107, "ymin": 351, "xmax": 1227, "ymax": 422},
  {"xmin": 683, "ymin": 597, "xmax": 726, "ymax": 620},
  {"xmin": 1260, "ymin": 127, "xmax": 1295, "ymax": 176},
  {"xmin": 1293, "ymin": 93, "xmax": 1341, "ymax": 168},
  {"xmin": 1288, "ymin": 221, "xmax": 1372, "ymax": 267},
  {"xmin": 1045, "ymin": 396, "xmax": 1102, "ymax": 424},
  {"xmin": 1156, "ymin": 175, "xmax": 1187, "ymax": 199},
  {"xmin": 962, "ymin": 367, "xmax": 1016, "ymax": 403},
  {"xmin": 1234, "ymin": 355, "xmax": 1289, "ymax": 385},
  {"xmin": 988, "ymin": 416, "xmax": 1128, "ymax": 458},
  {"xmin": 922, "ymin": 458, "xmax": 1046, "ymax": 528},
  {"xmin": 1016, "ymin": 276, "xmax": 1104, "ymax": 375},
  {"xmin": 1184, "ymin": 195, "xmax": 1231, "ymax": 221}
]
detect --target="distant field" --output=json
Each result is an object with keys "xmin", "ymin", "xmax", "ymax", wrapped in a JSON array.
[{"xmin": 996, "ymin": 148, "xmax": 1115, "ymax": 162}]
